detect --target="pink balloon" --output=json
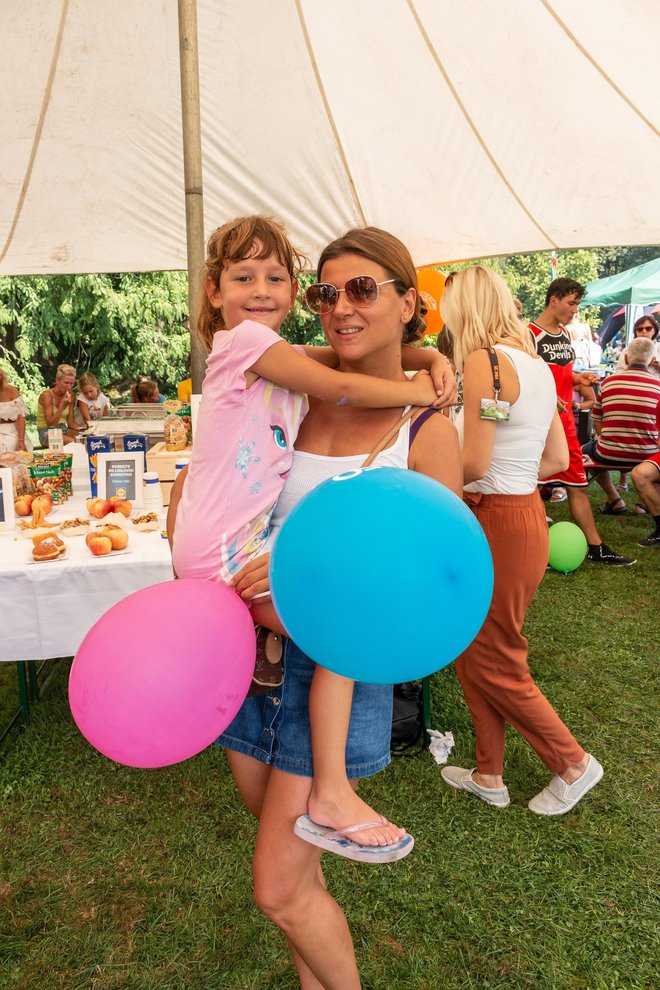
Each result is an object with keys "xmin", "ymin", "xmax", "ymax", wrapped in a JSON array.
[{"xmin": 68, "ymin": 579, "xmax": 255, "ymax": 768}]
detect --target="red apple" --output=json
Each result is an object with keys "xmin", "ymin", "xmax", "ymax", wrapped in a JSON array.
[
  {"xmin": 101, "ymin": 525, "xmax": 129, "ymax": 551},
  {"xmin": 14, "ymin": 494, "xmax": 34, "ymax": 516},
  {"xmin": 88, "ymin": 534, "xmax": 113, "ymax": 556},
  {"xmin": 86, "ymin": 497, "xmax": 111, "ymax": 519},
  {"xmin": 108, "ymin": 497, "xmax": 132, "ymax": 518}
]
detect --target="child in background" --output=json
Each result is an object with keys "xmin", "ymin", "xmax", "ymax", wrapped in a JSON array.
[
  {"xmin": 131, "ymin": 380, "xmax": 165, "ymax": 403},
  {"xmin": 77, "ymin": 372, "xmax": 110, "ymax": 423},
  {"xmin": 170, "ymin": 215, "xmax": 454, "ymax": 858}
]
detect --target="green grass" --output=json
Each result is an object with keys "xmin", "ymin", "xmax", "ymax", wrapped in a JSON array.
[{"xmin": 1, "ymin": 491, "xmax": 658, "ymax": 990}]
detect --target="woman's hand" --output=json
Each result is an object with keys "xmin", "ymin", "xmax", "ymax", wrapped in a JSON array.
[{"xmin": 231, "ymin": 553, "xmax": 272, "ymax": 602}]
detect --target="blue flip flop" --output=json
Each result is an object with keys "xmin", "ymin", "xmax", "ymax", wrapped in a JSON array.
[{"xmin": 293, "ymin": 815, "xmax": 414, "ymax": 863}]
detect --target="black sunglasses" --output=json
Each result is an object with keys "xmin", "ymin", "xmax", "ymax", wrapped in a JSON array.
[{"xmin": 305, "ymin": 276, "xmax": 398, "ymax": 315}]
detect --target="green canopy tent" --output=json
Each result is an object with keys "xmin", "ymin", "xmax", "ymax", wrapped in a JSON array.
[
  {"xmin": 582, "ymin": 257, "xmax": 660, "ymax": 306},
  {"xmin": 582, "ymin": 257, "xmax": 660, "ymax": 344}
]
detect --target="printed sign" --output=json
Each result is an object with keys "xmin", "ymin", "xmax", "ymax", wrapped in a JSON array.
[
  {"xmin": 97, "ymin": 452, "xmax": 144, "ymax": 507},
  {"xmin": 0, "ymin": 467, "xmax": 16, "ymax": 531}
]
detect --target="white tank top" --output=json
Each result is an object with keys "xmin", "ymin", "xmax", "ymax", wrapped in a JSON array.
[
  {"xmin": 271, "ymin": 413, "xmax": 412, "ymax": 533},
  {"xmin": 458, "ymin": 345, "xmax": 556, "ymax": 495}
]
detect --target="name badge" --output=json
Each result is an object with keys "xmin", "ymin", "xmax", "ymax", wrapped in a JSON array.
[{"xmin": 480, "ymin": 398, "xmax": 510, "ymax": 422}]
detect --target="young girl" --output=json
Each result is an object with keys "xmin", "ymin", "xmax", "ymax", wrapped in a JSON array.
[
  {"xmin": 131, "ymin": 380, "xmax": 164, "ymax": 403},
  {"xmin": 170, "ymin": 215, "xmax": 455, "ymax": 858},
  {"xmin": 76, "ymin": 372, "xmax": 110, "ymax": 423}
]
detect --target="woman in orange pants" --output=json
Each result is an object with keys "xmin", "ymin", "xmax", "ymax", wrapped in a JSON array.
[{"xmin": 439, "ymin": 268, "xmax": 603, "ymax": 816}]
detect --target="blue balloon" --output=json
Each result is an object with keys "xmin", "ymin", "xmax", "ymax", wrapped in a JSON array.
[{"xmin": 270, "ymin": 468, "xmax": 493, "ymax": 683}]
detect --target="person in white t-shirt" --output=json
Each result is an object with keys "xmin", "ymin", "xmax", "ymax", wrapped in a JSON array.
[{"xmin": 76, "ymin": 372, "xmax": 110, "ymax": 423}]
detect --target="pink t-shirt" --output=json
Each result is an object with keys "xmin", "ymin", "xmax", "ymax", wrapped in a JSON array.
[{"xmin": 172, "ymin": 321, "xmax": 308, "ymax": 583}]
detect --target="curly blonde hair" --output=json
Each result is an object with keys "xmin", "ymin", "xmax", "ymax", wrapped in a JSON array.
[
  {"xmin": 440, "ymin": 266, "xmax": 536, "ymax": 371},
  {"xmin": 197, "ymin": 215, "xmax": 307, "ymax": 353}
]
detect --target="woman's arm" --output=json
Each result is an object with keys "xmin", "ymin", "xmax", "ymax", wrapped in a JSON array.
[
  {"xmin": 408, "ymin": 412, "xmax": 463, "ymax": 496},
  {"xmin": 15, "ymin": 414, "xmax": 27, "ymax": 450},
  {"xmin": 539, "ymin": 411, "xmax": 569, "ymax": 478},
  {"xmin": 252, "ymin": 340, "xmax": 440, "ymax": 408},
  {"xmin": 41, "ymin": 389, "xmax": 70, "ymax": 427},
  {"xmin": 461, "ymin": 350, "xmax": 497, "ymax": 485}
]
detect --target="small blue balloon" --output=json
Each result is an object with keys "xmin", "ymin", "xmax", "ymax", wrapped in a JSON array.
[{"xmin": 270, "ymin": 468, "xmax": 493, "ymax": 683}]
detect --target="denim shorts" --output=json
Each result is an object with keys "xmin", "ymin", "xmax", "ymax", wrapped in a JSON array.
[{"xmin": 218, "ymin": 638, "xmax": 393, "ymax": 779}]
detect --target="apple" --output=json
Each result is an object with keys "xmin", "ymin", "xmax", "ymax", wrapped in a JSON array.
[
  {"xmin": 108, "ymin": 497, "xmax": 132, "ymax": 517},
  {"xmin": 31, "ymin": 494, "xmax": 53, "ymax": 516},
  {"xmin": 86, "ymin": 497, "xmax": 111, "ymax": 519},
  {"xmin": 101, "ymin": 525, "xmax": 129, "ymax": 551},
  {"xmin": 88, "ymin": 534, "xmax": 113, "ymax": 556},
  {"xmin": 14, "ymin": 494, "xmax": 34, "ymax": 516}
]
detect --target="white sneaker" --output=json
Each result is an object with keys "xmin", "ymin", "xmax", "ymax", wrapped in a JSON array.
[
  {"xmin": 440, "ymin": 766, "xmax": 510, "ymax": 808},
  {"xmin": 528, "ymin": 755, "xmax": 603, "ymax": 816}
]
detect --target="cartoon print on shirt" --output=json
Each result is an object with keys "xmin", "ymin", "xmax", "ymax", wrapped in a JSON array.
[{"xmin": 235, "ymin": 437, "xmax": 261, "ymax": 478}]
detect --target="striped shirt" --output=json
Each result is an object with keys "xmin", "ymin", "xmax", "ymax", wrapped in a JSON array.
[{"xmin": 592, "ymin": 367, "xmax": 660, "ymax": 466}]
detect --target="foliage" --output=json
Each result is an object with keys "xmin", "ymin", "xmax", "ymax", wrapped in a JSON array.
[
  {"xmin": 2, "ymin": 246, "xmax": 658, "ymax": 417},
  {"xmin": 0, "ymin": 272, "xmax": 190, "ymax": 409}
]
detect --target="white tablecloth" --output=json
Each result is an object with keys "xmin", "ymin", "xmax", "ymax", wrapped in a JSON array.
[{"xmin": 0, "ymin": 444, "xmax": 173, "ymax": 662}]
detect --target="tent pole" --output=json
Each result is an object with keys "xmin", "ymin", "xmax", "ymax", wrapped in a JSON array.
[{"xmin": 177, "ymin": 0, "xmax": 206, "ymax": 393}]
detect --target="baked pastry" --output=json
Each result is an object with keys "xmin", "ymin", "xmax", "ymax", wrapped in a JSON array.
[
  {"xmin": 32, "ymin": 536, "xmax": 66, "ymax": 561},
  {"xmin": 131, "ymin": 511, "xmax": 159, "ymax": 532},
  {"xmin": 59, "ymin": 517, "xmax": 90, "ymax": 537}
]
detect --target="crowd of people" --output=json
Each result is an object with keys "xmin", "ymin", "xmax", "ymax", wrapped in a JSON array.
[
  {"xmin": 0, "ymin": 367, "xmax": 169, "ymax": 451},
  {"xmin": 3, "ymin": 214, "xmax": 656, "ymax": 989},
  {"xmin": 161, "ymin": 216, "xmax": 658, "ymax": 990}
]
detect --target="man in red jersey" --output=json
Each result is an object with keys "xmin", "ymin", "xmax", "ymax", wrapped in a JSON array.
[{"xmin": 530, "ymin": 278, "xmax": 635, "ymax": 566}]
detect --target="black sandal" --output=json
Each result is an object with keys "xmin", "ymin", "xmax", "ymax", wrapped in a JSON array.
[{"xmin": 599, "ymin": 498, "xmax": 627, "ymax": 515}]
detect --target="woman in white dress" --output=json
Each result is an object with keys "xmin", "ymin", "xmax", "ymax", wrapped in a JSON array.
[{"xmin": 0, "ymin": 369, "xmax": 33, "ymax": 453}]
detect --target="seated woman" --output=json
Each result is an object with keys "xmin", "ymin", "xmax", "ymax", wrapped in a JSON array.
[
  {"xmin": 439, "ymin": 266, "xmax": 603, "ymax": 816},
  {"xmin": 36, "ymin": 364, "xmax": 82, "ymax": 445},
  {"xmin": 170, "ymin": 226, "xmax": 462, "ymax": 990},
  {"xmin": 0, "ymin": 368, "xmax": 33, "ymax": 453}
]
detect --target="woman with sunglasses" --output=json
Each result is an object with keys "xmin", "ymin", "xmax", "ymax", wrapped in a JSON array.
[
  {"xmin": 227, "ymin": 227, "xmax": 462, "ymax": 989},
  {"xmin": 439, "ymin": 266, "xmax": 603, "ymax": 816}
]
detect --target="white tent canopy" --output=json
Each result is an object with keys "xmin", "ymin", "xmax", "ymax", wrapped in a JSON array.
[{"xmin": 2, "ymin": 0, "xmax": 659, "ymax": 276}]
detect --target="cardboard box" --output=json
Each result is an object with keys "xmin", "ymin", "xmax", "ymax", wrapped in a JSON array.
[{"xmin": 146, "ymin": 441, "xmax": 191, "ymax": 506}]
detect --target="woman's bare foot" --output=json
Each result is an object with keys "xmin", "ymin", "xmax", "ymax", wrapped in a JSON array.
[
  {"xmin": 308, "ymin": 786, "xmax": 406, "ymax": 848},
  {"xmin": 559, "ymin": 753, "xmax": 590, "ymax": 785}
]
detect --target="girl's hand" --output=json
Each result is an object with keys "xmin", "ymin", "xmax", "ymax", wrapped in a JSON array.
[
  {"xmin": 407, "ymin": 370, "xmax": 439, "ymax": 407},
  {"xmin": 231, "ymin": 553, "xmax": 271, "ymax": 602},
  {"xmin": 429, "ymin": 356, "xmax": 458, "ymax": 409}
]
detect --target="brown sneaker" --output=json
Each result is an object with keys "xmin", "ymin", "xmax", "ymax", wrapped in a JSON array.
[{"xmin": 247, "ymin": 626, "xmax": 283, "ymax": 696}]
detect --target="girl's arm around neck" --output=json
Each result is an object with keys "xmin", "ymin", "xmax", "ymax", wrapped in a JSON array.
[
  {"xmin": 302, "ymin": 345, "xmax": 339, "ymax": 368},
  {"xmin": 251, "ymin": 339, "xmax": 439, "ymax": 409}
]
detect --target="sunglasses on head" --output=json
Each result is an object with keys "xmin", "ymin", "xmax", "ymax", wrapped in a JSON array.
[
  {"xmin": 305, "ymin": 275, "xmax": 398, "ymax": 315},
  {"xmin": 444, "ymin": 271, "xmax": 457, "ymax": 288}
]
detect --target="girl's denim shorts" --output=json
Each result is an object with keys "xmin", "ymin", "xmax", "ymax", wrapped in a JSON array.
[{"xmin": 218, "ymin": 637, "xmax": 393, "ymax": 780}]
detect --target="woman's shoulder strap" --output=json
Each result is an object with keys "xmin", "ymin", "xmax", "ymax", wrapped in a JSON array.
[
  {"xmin": 408, "ymin": 408, "xmax": 441, "ymax": 448},
  {"xmin": 361, "ymin": 407, "xmax": 417, "ymax": 467}
]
